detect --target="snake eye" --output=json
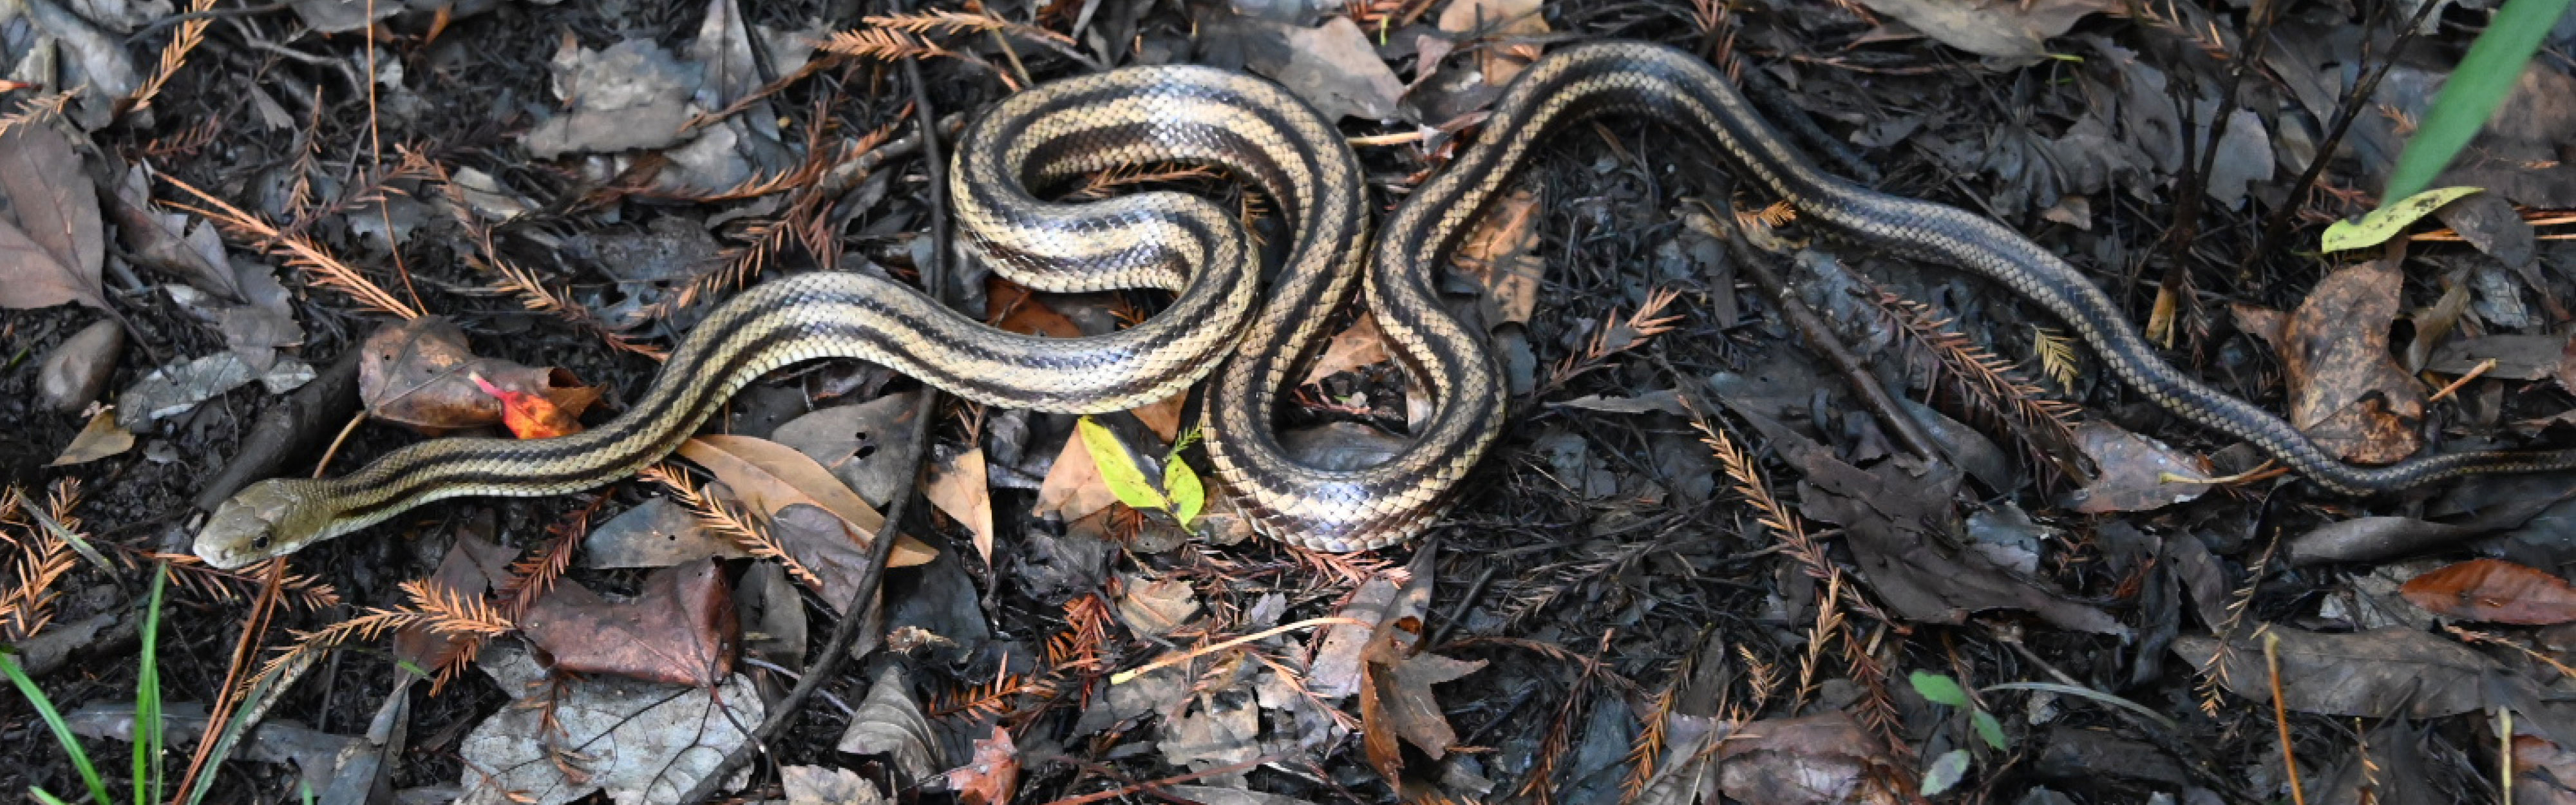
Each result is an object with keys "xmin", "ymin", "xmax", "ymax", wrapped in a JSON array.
[{"xmin": 252, "ymin": 533, "xmax": 272, "ymax": 550}]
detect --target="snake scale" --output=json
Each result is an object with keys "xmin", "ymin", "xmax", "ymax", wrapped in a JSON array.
[{"xmin": 193, "ymin": 40, "xmax": 2576, "ymax": 569}]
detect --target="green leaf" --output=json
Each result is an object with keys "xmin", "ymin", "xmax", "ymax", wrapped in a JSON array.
[
  {"xmin": 2380, "ymin": 0, "xmax": 2576, "ymax": 204},
  {"xmin": 1921, "ymin": 748, "xmax": 1973, "ymax": 796},
  {"xmin": 137, "ymin": 564, "xmax": 168, "ymax": 805},
  {"xmin": 32, "ymin": 788, "xmax": 73, "ymax": 805},
  {"xmin": 1972, "ymin": 710, "xmax": 2009, "ymax": 751},
  {"xmin": 1078, "ymin": 416, "xmax": 1168, "ymax": 513},
  {"xmin": 1166, "ymin": 457, "xmax": 1205, "ymax": 528},
  {"xmin": 2321, "ymin": 186, "xmax": 2483, "ymax": 251},
  {"xmin": 1910, "ymin": 671, "xmax": 1970, "ymax": 708},
  {"xmin": 3, "ymin": 651, "xmax": 112, "ymax": 805}
]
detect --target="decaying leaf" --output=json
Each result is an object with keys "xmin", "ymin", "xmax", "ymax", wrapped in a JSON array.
[
  {"xmin": 2173, "ymin": 626, "xmax": 2512, "ymax": 718},
  {"xmin": 117, "ymin": 350, "xmax": 316, "ymax": 429},
  {"xmin": 393, "ymin": 531, "xmax": 519, "ymax": 686},
  {"xmin": 579, "ymin": 498, "xmax": 745, "ymax": 569},
  {"xmin": 945, "ymin": 725, "xmax": 1020, "ymax": 805},
  {"xmin": 1115, "ymin": 571, "xmax": 1202, "ymax": 638},
  {"xmin": 458, "ymin": 642, "xmax": 762, "ymax": 805},
  {"xmin": 522, "ymin": 39, "xmax": 702, "ymax": 158},
  {"xmin": 1715, "ymin": 710, "xmax": 1904, "ymax": 805},
  {"xmin": 46, "ymin": 407, "xmax": 132, "ymax": 466},
  {"xmin": 1034, "ymin": 428, "xmax": 1119, "ymax": 521},
  {"xmin": 35, "ymin": 319, "xmax": 120, "ymax": 413},
  {"xmin": 1245, "ymin": 17, "xmax": 1406, "ymax": 121},
  {"xmin": 2400, "ymin": 558, "xmax": 2576, "ymax": 624},
  {"xmin": 1436, "ymin": 0, "xmax": 1548, "ymax": 84},
  {"xmin": 2061, "ymin": 420, "xmax": 2210, "ymax": 514},
  {"xmin": 783, "ymin": 766, "xmax": 886, "ymax": 805},
  {"xmin": 987, "ymin": 277, "xmax": 1083, "ymax": 337},
  {"xmin": 2269, "ymin": 257, "xmax": 2426, "ymax": 463},
  {"xmin": 772, "ymin": 391, "xmax": 925, "ymax": 508},
  {"xmin": 516, "ymin": 559, "xmax": 738, "ymax": 687},
  {"xmin": 359, "ymin": 317, "xmax": 602, "ymax": 435},
  {"xmin": 2285, "ymin": 516, "xmax": 2485, "ymax": 566}
]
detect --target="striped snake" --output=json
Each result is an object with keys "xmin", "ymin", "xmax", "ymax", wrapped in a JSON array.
[{"xmin": 193, "ymin": 41, "xmax": 2576, "ymax": 569}]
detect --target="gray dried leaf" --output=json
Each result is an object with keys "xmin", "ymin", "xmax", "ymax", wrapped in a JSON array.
[
  {"xmin": 0, "ymin": 117, "xmax": 102, "ymax": 280},
  {"xmin": 1246, "ymin": 17, "xmax": 1405, "ymax": 121},
  {"xmin": 117, "ymin": 352, "xmax": 315, "ymax": 429},
  {"xmin": 109, "ymin": 164, "xmax": 236, "ymax": 298},
  {"xmin": 1850, "ymin": 0, "xmax": 2110, "ymax": 59},
  {"xmin": 687, "ymin": 0, "xmax": 759, "ymax": 111},
  {"xmin": 522, "ymin": 39, "xmax": 703, "ymax": 158},
  {"xmin": 783, "ymin": 766, "xmax": 886, "ymax": 805},
  {"xmin": 2204, "ymin": 109, "xmax": 2273, "ymax": 209},
  {"xmin": 772, "ymin": 391, "xmax": 925, "ymax": 507},
  {"xmin": 2172, "ymin": 626, "xmax": 2512, "ymax": 719},
  {"xmin": 457, "ymin": 655, "xmax": 762, "ymax": 805},
  {"xmin": 835, "ymin": 665, "xmax": 939, "ymax": 783},
  {"xmin": 579, "ymin": 498, "xmax": 744, "ymax": 569},
  {"xmin": 23, "ymin": 0, "xmax": 139, "ymax": 129}
]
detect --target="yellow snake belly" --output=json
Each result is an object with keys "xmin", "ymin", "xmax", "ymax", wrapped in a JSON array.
[{"xmin": 197, "ymin": 39, "xmax": 2576, "ymax": 569}]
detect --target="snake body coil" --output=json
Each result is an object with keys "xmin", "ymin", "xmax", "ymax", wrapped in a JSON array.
[{"xmin": 196, "ymin": 41, "xmax": 2576, "ymax": 569}]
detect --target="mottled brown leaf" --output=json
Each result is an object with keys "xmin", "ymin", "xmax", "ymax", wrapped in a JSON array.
[
  {"xmin": 985, "ymin": 276, "xmax": 1083, "ymax": 338},
  {"xmin": 1450, "ymin": 187, "xmax": 1544, "ymax": 327},
  {"xmin": 2400, "ymin": 558, "xmax": 2576, "ymax": 624},
  {"xmin": 1302, "ymin": 312, "xmax": 1392, "ymax": 386},
  {"xmin": 518, "ymin": 558, "xmax": 738, "ymax": 687},
  {"xmin": 2277, "ymin": 258, "xmax": 2425, "ymax": 463},
  {"xmin": 2062, "ymin": 420, "xmax": 2210, "ymax": 514},
  {"xmin": 2172, "ymin": 626, "xmax": 2511, "ymax": 718},
  {"xmin": 1358, "ymin": 615, "xmax": 1484, "ymax": 790},
  {"xmin": 0, "ymin": 124, "xmax": 103, "ymax": 310},
  {"xmin": 1714, "ymin": 711, "xmax": 1904, "ymax": 805}
]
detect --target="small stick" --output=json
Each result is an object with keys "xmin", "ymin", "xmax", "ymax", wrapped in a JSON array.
[{"xmin": 2264, "ymin": 629, "xmax": 2307, "ymax": 805}]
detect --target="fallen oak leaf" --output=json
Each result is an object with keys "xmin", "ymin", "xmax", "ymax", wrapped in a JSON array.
[
  {"xmin": 2276, "ymin": 256, "xmax": 2425, "ymax": 463},
  {"xmin": 471, "ymin": 372, "xmax": 583, "ymax": 439},
  {"xmin": 46, "ymin": 407, "xmax": 132, "ymax": 466},
  {"xmin": 2400, "ymin": 558, "xmax": 2576, "ymax": 625}
]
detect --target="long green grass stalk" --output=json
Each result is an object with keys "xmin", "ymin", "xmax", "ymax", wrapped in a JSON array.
[
  {"xmin": 2380, "ymin": 0, "xmax": 2576, "ymax": 202},
  {"xmin": 137, "ymin": 564, "xmax": 168, "ymax": 805},
  {"xmin": 1, "ymin": 650, "xmax": 111, "ymax": 804}
]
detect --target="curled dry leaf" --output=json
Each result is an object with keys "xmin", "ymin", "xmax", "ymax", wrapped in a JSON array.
[
  {"xmin": 36, "ymin": 319, "xmax": 120, "ymax": 413},
  {"xmin": 46, "ymin": 408, "xmax": 132, "ymax": 466},
  {"xmin": 2399, "ymin": 558, "xmax": 2576, "ymax": 625},
  {"xmin": 359, "ymin": 317, "xmax": 601, "ymax": 435},
  {"xmin": 517, "ymin": 558, "xmax": 739, "ymax": 687},
  {"xmin": 471, "ymin": 372, "xmax": 584, "ymax": 439},
  {"xmin": 986, "ymin": 277, "xmax": 1083, "ymax": 337}
]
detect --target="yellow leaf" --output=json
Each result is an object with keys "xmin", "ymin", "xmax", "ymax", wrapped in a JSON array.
[
  {"xmin": 2321, "ymin": 186, "xmax": 2483, "ymax": 252},
  {"xmin": 1076, "ymin": 416, "xmax": 1166, "ymax": 513}
]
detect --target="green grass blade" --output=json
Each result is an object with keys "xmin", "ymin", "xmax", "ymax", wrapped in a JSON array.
[
  {"xmin": 1, "ymin": 651, "xmax": 113, "ymax": 805},
  {"xmin": 31, "ymin": 787, "xmax": 74, "ymax": 805},
  {"xmin": 136, "ymin": 564, "xmax": 169, "ymax": 805},
  {"xmin": 2380, "ymin": 0, "xmax": 2576, "ymax": 203}
]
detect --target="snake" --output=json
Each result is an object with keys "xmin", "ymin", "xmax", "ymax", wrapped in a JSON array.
[{"xmin": 194, "ymin": 40, "xmax": 2576, "ymax": 569}]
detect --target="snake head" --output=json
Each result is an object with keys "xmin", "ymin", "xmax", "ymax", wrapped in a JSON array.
[{"xmin": 195, "ymin": 480, "xmax": 337, "ymax": 570}]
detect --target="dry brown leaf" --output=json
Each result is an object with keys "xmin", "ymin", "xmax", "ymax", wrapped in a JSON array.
[
  {"xmin": 391, "ymin": 530, "xmax": 518, "ymax": 685},
  {"xmin": 1848, "ymin": 0, "xmax": 2110, "ymax": 59},
  {"xmin": 2277, "ymin": 258, "xmax": 2426, "ymax": 463},
  {"xmin": 1450, "ymin": 187, "xmax": 1545, "ymax": 327},
  {"xmin": 1358, "ymin": 615, "xmax": 1485, "ymax": 791},
  {"xmin": 1034, "ymin": 431, "xmax": 1118, "ymax": 521},
  {"xmin": 2400, "ymin": 558, "xmax": 2576, "ymax": 625},
  {"xmin": 945, "ymin": 725, "xmax": 1021, "ymax": 805},
  {"xmin": 1302, "ymin": 312, "xmax": 1392, "ymax": 386},
  {"xmin": 1129, "ymin": 393, "xmax": 1187, "ymax": 443},
  {"xmin": 518, "ymin": 558, "xmax": 738, "ymax": 687},
  {"xmin": 358, "ymin": 317, "xmax": 602, "ymax": 435},
  {"xmin": 1114, "ymin": 572, "xmax": 1201, "ymax": 638},
  {"xmin": 0, "ymin": 124, "xmax": 104, "ymax": 311},
  {"xmin": 1435, "ymin": 0, "xmax": 1548, "ymax": 83},
  {"xmin": 986, "ymin": 276, "xmax": 1083, "ymax": 338},
  {"xmin": 46, "ymin": 408, "xmax": 132, "ymax": 466},
  {"xmin": 925, "ymin": 448, "xmax": 997, "ymax": 567},
  {"xmin": 676, "ymin": 435, "xmax": 936, "ymax": 567},
  {"xmin": 2172, "ymin": 626, "xmax": 2509, "ymax": 718}
]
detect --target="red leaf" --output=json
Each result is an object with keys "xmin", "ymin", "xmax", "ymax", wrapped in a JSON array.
[
  {"xmin": 2400, "ymin": 558, "xmax": 2576, "ymax": 625},
  {"xmin": 473, "ymin": 372, "xmax": 583, "ymax": 439}
]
